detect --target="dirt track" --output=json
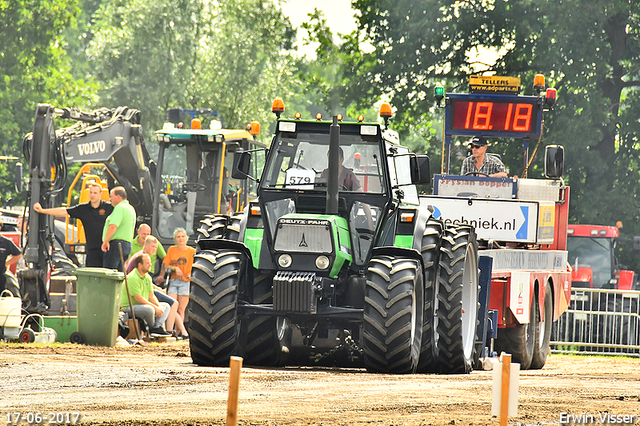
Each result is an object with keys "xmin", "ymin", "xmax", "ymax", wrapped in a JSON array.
[{"xmin": 1, "ymin": 341, "xmax": 639, "ymax": 426}]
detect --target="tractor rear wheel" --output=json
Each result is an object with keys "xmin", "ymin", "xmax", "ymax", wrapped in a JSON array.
[
  {"xmin": 417, "ymin": 217, "xmax": 443, "ymax": 373},
  {"xmin": 531, "ymin": 288, "xmax": 553, "ymax": 369},
  {"xmin": 436, "ymin": 225, "xmax": 479, "ymax": 374},
  {"xmin": 226, "ymin": 213, "xmax": 245, "ymax": 241},
  {"xmin": 189, "ymin": 249, "xmax": 243, "ymax": 366},
  {"xmin": 363, "ymin": 255, "xmax": 423, "ymax": 374},
  {"xmin": 196, "ymin": 215, "xmax": 227, "ymax": 241}
]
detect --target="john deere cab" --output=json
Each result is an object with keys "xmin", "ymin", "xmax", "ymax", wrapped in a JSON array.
[{"xmin": 189, "ymin": 100, "xmax": 483, "ymax": 374}]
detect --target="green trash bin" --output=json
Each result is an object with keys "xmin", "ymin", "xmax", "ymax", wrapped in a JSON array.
[{"xmin": 72, "ymin": 268, "xmax": 124, "ymax": 347}]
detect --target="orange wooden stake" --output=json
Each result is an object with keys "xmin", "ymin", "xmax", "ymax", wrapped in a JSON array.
[
  {"xmin": 500, "ymin": 354, "xmax": 511, "ymax": 426},
  {"xmin": 226, "ymin": 356, "xmax": 243, "ymax": 426}
]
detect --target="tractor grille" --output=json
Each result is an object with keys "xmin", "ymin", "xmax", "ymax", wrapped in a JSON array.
[
  {"xmin": 274, "ymin": 219, "xmax": 332, "ymax": 253},
  {"xmin": 273, "ymin": 271, "xmax": 317, "ymax": 313}
]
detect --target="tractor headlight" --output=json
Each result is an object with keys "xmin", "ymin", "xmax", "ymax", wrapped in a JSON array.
[
  {"xmin": 315, "ymin": 255, "xmax": 330, "ymax": 270},
  {"xmin": 278, "ymin": 254, "xmax": 292, "ymax": 268}
]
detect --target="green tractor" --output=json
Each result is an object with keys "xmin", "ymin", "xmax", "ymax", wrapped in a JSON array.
[{"xmin": 188, "ymin": 101, "xmax": 482, "ymax": 373}]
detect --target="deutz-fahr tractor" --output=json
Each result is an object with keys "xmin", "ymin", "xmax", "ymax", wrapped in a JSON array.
[{"xmin": 189, "ymin": 100, "xmax": 484, "ymax": 374}]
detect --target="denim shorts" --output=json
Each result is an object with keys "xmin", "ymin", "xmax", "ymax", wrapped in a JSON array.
[{"xmin": 167, "ymin": 278, "xmax": 190, "ymax": 296}]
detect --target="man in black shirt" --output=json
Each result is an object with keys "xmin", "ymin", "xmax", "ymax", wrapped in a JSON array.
[
  {"xmin": 0, "ymin": 221, "xmax": 22, "ymax": 294},
  {"xmin": 34, "ymin": 182, "xmax": 114, "ymax": 267}
]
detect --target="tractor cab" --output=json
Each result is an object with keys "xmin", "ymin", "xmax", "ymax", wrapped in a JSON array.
[
  {"xmin": 153, "ymin": 109, "xmax": 265, "ymax": 246},
  {"xmin": 234, "ymin": 101, "xmax": 426, "ymax": 269}
]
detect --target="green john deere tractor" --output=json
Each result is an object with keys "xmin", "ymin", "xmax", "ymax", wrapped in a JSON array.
[{"xmin": 188, "ymin": 101, "xmax": 481, "ymax": 373}]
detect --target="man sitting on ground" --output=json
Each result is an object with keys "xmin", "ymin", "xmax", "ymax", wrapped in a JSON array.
[
  {"xmin": 121, "ymin": 253, "xmax": 171, "ymax": 337},
  {"xmin": 126, "ymin": 235, "xmax": 188, "ymax": 339}
]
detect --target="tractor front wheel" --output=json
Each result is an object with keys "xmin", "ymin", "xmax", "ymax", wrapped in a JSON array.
[
  {"xmin": 189, "ymin": 249, "xmax": 243, "ymax": 366},
  {"xmin": 363, "ymin": 255, "xmax": 423, "ymax": 374},
  {"xmin": 243, "ymin": 271, "xmax": 290, "ymax": 366}
]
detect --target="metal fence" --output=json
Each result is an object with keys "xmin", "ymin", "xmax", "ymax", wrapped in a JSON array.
[{"xmin": 551, "ymin": 288, "xmax": 640, "ymax": 356}]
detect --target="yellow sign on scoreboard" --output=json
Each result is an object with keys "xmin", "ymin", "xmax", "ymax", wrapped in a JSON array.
[{"xmin": 469, "ymin": 75, "xmax": 521, "ymax": 94}]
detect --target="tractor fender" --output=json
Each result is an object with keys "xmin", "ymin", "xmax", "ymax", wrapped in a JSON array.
[
  {"xmin": 197, "ymin": 238, "xmax": 253, "ymax": 264},
  {"xmin": 411, "ymin": 207, "xmax": 435, "ymax": 252},
  {"xmin": 370, "ymin": 246, "xmax": 424, "ymax": 271}
]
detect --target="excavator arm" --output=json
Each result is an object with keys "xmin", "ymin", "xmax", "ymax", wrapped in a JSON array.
[{"xmin": 20, "ymin": 104, "xmax": 155, "ymax": 312}]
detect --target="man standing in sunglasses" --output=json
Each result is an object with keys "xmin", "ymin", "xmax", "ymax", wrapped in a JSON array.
[{"xmin": 460, "ymin": 136, "xmax": 508, "ymax": 178}]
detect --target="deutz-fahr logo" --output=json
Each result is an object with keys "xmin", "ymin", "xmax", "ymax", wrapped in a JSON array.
[
  {"xmin": 78, "ymin": 140, "xmax": 107, "ymax": 156},
  {"xmin": 279, "ymin": 218, "xmax": 330, "ymax": 226}
]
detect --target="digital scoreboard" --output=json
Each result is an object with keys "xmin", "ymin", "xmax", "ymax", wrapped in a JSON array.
[
  {"xmin": 451, "ymin": 98, "xmax": 538, "ymax": 133},
  {"xmin": 446, "ymin": 94, "xmax": 542, "ymax": 138}
]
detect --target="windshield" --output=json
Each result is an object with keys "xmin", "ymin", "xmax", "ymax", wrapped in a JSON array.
[
  {"xmin": 155, "ymin": 140, "xmax": 260, "ymax": 243},
  {"xmin": 567, "ymin": 236, "xmax": 613, "ymax": 288},
  {"xmin": 262, "ymin": 131, "xmax": 386, "ymax": 194}
]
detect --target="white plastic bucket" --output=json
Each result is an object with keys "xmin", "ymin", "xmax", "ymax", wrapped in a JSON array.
[{"xmin": 0, "ymin": 289, "xmax": 22, "ymax": 328}]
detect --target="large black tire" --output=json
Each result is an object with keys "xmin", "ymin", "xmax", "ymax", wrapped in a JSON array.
[
  {"xmin": 196, "ymin": 215, "xmax": 227, "ymax": 241},
  {"xmin": 243, "ymin": 271, "xmax": 290, "ymax": 366},
  {"xmin": 363, "ymin": 256, "xmax": 423, "ymax": 374},
  {"xmin": 495, "ymin": 297, "xmax": 536, "ymax": 370},
  {"xmin": 189, "ymin": 249, "xmax": 242, "ymax": 366},
  {"xmin": 436, "ymin": 225, "xmax": 479, "ymax": 374},
  {"xmin": 226, "ymin": 213, "xmax": 245, "ymax": 242},
  {"xmin": 531, "ymin": 287, "xmax": 553, "ymax": 369},
  {"xmin": 417, "ymin": 217, "xmax": 443, "ymax": 373}
]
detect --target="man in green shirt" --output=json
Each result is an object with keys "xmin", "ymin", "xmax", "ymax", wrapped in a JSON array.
[
  {"xmin": 102, "ymin": 186, "xmax": 136, "ymax": 271},
  {"xmin": 130, "ymin": 223, "xmax": 166, "ymax": 283},
  {"xmin": 121, "ymin": 253, "xmax": 171, "ymax": 336}
]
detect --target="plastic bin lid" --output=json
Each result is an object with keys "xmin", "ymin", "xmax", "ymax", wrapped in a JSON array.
[{"xmin": 71, "ymin": 267, "xmax": 125, "ymax": 280}]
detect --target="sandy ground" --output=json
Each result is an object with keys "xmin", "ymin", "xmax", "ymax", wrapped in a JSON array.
[{"xmin": 1, "ymin": 341, "xmax": 639, "ymax": 426}]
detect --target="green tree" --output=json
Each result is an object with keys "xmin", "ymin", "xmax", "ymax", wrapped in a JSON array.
[
  {"xmin": 347, "ymin": 0, "xmax": 640, "ymax": 269},
  {"xmin": 87, "ymin": 0, "xmax": 298, "ymax": 144},
  {"xmin": 0, "ymin": 0, "xmax": 96, "ymax": 206}
]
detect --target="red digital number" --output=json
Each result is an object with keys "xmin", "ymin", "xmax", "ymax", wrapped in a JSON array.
[
  {"xmin": 512, "ymin": 103, "xmax": 532, "ymax": 131},
  {"xmin": 472, "ymin": 102, "xmax": 493, "ymax": 130},
  {"xmin": 504, "ymin": 103, "xmax": 513, "ymax": 130}
]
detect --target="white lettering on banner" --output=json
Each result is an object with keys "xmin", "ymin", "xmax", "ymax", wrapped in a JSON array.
[
  {"xmin": 438, "ymin": 179, "xmax": 513, "ymax": 188},
  {"xmin": 483, "ymin": 249, "xmax": 568, "ymax": 272},
  {"xmin": 78, "ymin": 140, "xmax": 106, "ymax": 156},
  {"xmin": 435, "ymin": 176, "xmax": 515, "ymax": 199},
  {"xmin": 421, "ymin": 196, "xmax": 540, "ymax": 243}
]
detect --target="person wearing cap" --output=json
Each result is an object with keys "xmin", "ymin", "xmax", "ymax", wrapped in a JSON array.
[{"xmin": 460, "ymin": 136, "xmax": 508, "ymax": 178}]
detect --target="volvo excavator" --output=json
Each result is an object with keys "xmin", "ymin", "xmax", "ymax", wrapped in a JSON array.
[{"xmin": 19, "ymin": 104, "xmax": 262, "ymax": 313}]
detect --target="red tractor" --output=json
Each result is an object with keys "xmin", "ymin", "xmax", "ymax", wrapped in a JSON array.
[
  {"xmin": 568, "ymin": 223, "xmax": 639, "ymax": 291},
  {"xmin": 563, "ymin": 223, "xmax": 640, "ymax": 352}
]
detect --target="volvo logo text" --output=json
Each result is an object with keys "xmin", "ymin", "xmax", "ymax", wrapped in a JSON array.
[{"xmin": 78, "ymin": 140, "xmax": 106, "ymax": 156}]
